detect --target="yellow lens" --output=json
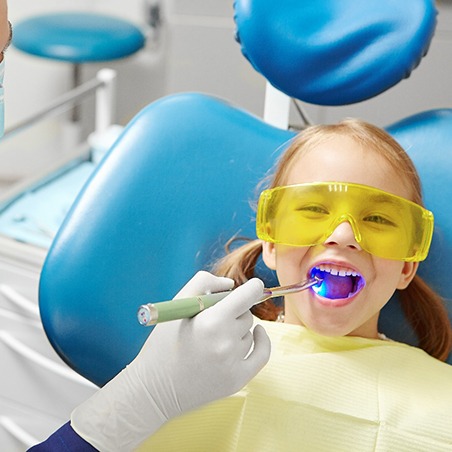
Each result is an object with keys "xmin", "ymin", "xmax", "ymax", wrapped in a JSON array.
[{"xmin": 256, "ymin": 182, "xmax": 434, "ymax": 261}]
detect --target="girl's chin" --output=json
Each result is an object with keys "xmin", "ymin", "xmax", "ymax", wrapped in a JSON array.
[{"xmin": 284, "ymin": 292, "xmax": 365, "ymax": 337}]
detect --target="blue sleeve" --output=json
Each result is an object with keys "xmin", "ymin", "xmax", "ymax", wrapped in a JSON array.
[{"xmin": 27, "ymin": 422, "xmax": 98, "ymax": 451}]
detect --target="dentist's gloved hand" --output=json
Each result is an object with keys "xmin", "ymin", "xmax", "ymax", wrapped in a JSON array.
[{"xmin": 71, "ymin": 271, "xmax": 271, "ymax": 452}]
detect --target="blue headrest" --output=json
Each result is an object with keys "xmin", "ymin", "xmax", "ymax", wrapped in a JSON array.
[
  {"xmin": 39, "ymin": 95, "xmax": 452, "ymax": 386},
  {"xmin": 234, "ymin": 0, "xmax": 437, "ymax": 105}
]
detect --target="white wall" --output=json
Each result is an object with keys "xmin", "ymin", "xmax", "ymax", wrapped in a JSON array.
[{"xmin": 163, "ymin": 0, "xmax": 265, "ymax": 115}]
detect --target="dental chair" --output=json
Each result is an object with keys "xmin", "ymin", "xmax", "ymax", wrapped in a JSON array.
[{"xmin": 39, "ymin": 0, "xmax": 452, "ymax": 387}]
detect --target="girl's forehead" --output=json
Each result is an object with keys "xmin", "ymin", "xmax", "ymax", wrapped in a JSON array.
[{"xmin": 284, "ymin": 137, "xmax": 411, "ymax": 199}]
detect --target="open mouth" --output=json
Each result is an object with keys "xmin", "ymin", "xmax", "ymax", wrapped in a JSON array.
[{"xmin": 310, "ymin": 265, "xmax": 365, "ymax": 300}]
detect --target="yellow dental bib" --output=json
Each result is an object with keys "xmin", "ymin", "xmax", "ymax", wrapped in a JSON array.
[{"xmin": 138, "ymin": 320, "xmax": 452, "ymax": 451}]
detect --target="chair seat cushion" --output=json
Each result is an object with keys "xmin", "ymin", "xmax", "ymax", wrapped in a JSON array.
[{"xmin": 13, "ymin": 12, "xmax": 145, "ymax": 63}]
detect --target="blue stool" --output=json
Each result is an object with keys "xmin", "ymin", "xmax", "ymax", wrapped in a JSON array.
[{"xmin": 12, "ymin": 12, "xmax": 146, "ymax": 120}]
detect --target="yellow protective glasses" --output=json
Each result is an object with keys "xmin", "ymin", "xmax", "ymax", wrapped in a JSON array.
[{"xmin": 256, "ymin": 182, "xmax": 434, "ymax": 261}]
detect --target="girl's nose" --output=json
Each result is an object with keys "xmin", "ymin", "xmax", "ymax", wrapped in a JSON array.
[{"xmin": 324, "ymin": 221, "xmax": 362, "ymax": 251}]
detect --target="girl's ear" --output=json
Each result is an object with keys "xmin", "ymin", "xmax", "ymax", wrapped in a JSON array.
[
  {"xmin": 397, "ymin": 261, "xmax": 419, "ymax": 290},
  {"xmin": 262, "ymin": 241, "xmax": 277, "ymax": 270}
]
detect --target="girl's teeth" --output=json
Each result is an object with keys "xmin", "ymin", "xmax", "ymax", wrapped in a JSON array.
[{"xmin": 314, "ymin": 265, "xmax": 358, "ymax": 278}]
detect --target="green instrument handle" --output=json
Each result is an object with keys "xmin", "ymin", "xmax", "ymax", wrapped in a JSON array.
[
  {"xmin": 137, "ymin": 276, "xmax": 322, "ymax": 326},
  {"xmin": 137, "ymin": 291, "xmax": 230, "ymax": 325}
]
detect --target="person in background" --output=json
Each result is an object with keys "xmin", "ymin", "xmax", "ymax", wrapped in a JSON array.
[{"xmin": 0, "ymin": 0, "xmax": 10, "ymax": 62}]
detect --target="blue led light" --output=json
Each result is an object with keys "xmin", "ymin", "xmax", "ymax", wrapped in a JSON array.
[{"xmin": 312, "ymin": 280, "xmax": 328, "ymax": 297}]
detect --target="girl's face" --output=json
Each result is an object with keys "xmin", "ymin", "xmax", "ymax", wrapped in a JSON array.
[{"xmin": 262, "ymin": 135, "xmax": 418, "ymax": 339}]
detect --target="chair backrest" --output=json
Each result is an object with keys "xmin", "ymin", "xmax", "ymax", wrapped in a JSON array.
[
  {"xmin": 39, "ymin": 94, "xmax": 295, "ymax": 386},
  {"xmin": 39, "ymin": 0, "xmax": 451, "ymax": 387}
]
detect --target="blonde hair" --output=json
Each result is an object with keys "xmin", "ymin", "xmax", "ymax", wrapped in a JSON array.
[{"xmin": 213, "ymin": 118, "xmax": 452, "ymax": 361}]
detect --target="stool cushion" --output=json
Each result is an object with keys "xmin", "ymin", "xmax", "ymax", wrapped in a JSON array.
[{"xmin": 13, "ymin": 12, "xmax": 145, "ymax": 63}]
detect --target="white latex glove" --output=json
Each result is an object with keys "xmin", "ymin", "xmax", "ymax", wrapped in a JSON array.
[{"xmin": 71, "ymin": 271, "xmax": 271, "ymax": 452}]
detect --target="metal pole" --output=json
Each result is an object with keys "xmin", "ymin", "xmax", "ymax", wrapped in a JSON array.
[{"xmin": 3, "ymin": 71, "xmax": 116, "ymax": 138}]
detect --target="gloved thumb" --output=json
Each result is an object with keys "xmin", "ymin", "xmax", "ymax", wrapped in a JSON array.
[{"xmin": 243, "ymin": 323, "xmax": 271, "ymax": 374}]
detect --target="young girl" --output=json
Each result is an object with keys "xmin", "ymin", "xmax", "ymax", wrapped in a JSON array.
[
  {"xmin": 215, "ymin": 118, "xmax": 452, "ymax": 361},
  {"xmin": 41, "ymin": 119, "xmax": 452, "ymax": 451}
]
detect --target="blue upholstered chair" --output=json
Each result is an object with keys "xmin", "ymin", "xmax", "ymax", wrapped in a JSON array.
[{"xmin": 39, "ymin": 0, "xmax": 451, "ymax": 387}]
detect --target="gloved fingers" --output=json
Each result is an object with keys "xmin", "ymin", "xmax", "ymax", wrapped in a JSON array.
[
  {"xmin": 176, "ymin": 308, "xmax": 252, "ymax": 358},
  {"xmin": 239, "ymin": 330, "xmax": 254, "ymax": 358},
  {"xmin": 225, "ymin": 311, "xmax": 254, "ymax": 340},
  {"xmin": 174, "ymin": 270, "xmax": 234, "ymax": 300},
  {"xmin": 242, "ymin": 324, "xmax": 271, "ymax": 374},
  {"xmin": 211, "ymin": 278, "xmax": 264, "ymax": 319},
  {"xmin": 233, "ymin": 310, "xmax": 254, "ymax": 339}
]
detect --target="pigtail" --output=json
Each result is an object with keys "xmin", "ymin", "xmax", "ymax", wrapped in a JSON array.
[
  {"xmin": 212, "ymin": 238, "xmax": 282, "ymax": 321},
  {"xmin": 399, "ymin": 275, "xmax": 452, "ymax": 362}
]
